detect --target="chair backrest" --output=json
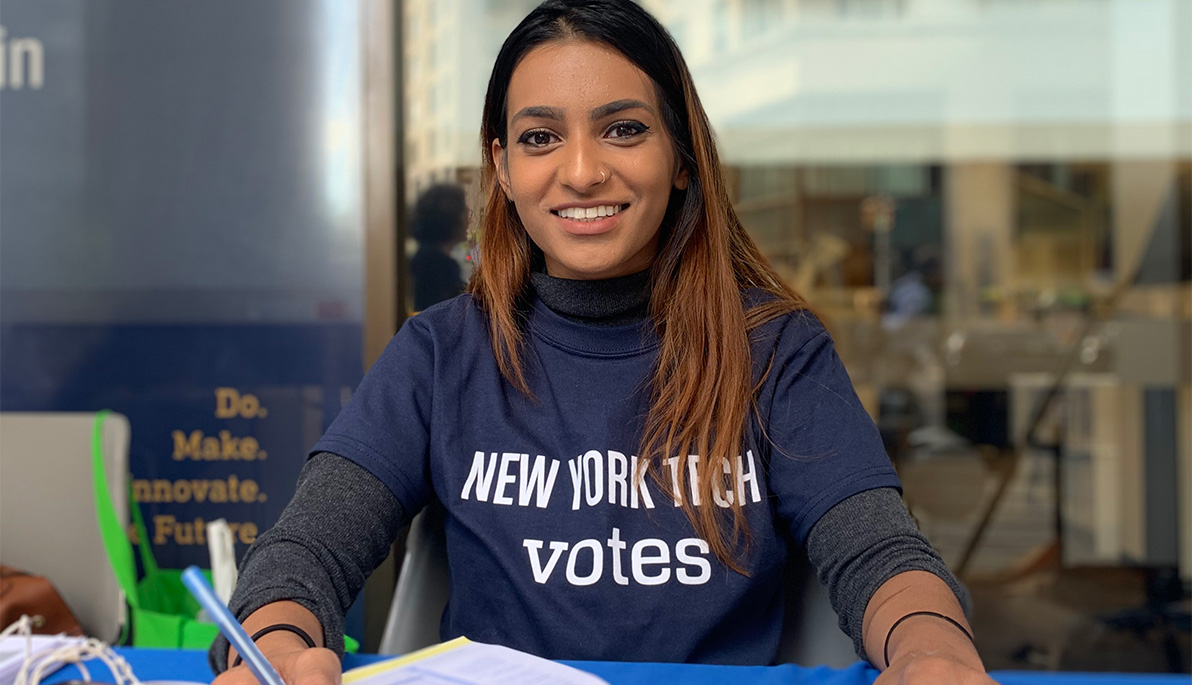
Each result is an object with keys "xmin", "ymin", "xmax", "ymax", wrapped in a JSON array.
[
  {"xmin": 379, "ymin": 504, "xmax": 449, "ymax": 656},
  {"xmin": 0, "ymin": 411, "xmax": 129, "ymax": 642},
  {"xmin": 378, "ymin": 506, "xmax": 857, "ymax": 667},
  {"xmin": 774, "ymin": 545, "xmax": 858, "ymax": 668}
]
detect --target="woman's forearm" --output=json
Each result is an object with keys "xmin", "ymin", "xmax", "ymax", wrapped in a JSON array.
[{"xmin": 210, "ymin": 452, "xmax": 407, "ymax": 673}]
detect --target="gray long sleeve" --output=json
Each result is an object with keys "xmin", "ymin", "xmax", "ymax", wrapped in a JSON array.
[
  {"xmin": 804, "ymin": 486, "xmax": 969, "ymax": 662},
  {"xmin": 209, "ymin": 452, "xmax": 406, "ymax": 673}
]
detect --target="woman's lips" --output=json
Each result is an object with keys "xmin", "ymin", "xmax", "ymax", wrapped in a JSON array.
[{"xmin": 551, "ymin": 203, "xmax": 629, "ymax": 236}]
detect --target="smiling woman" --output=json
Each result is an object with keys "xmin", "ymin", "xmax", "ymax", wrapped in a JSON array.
[{"xmin": 210, "ymin": 2, "xmax": 996, "ymax": 684}]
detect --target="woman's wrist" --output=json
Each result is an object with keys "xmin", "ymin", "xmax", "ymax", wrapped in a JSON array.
[
  {"xmin": 230, "ymin": 622, "xmax": 319, "ymax": 668},
  {"xmin": 256, "ymin": 629, "xmax": 314, "ymax": 654},
  {"xmin": 229, "ymin": 630, "xmax": 311, "ymax": 669},
  {"xmin": 861, "ymin": 570, "xmax": 984, "ymax": 672},
  {"xmin": 225, "ymin": 601, "xmax": 325, "ymax": 670},
  {"xmin": 883, "ymin": 613, "xmax": 984, "ymax": 671}
]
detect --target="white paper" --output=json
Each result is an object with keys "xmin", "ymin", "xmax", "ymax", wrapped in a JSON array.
[
  {"xmin": 0, "ymin": 634, "xmax": 86, "ymax": 682},
  {"xmin": 344, "ymin": 639, "xmax": 607, "ymax": 685}
]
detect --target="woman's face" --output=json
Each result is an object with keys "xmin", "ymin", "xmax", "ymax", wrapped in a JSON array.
[{"xmin": 493, "ymin": 40, "xmax": 688, "ymax": 280}]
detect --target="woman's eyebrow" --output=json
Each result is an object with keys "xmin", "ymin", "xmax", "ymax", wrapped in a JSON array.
[
  {"xmin": 591, "ymin": 99, "xmax": 654, "ymax": 120},
  {"xmin": 511, "ymin": 105, "xmax": 565, "ymax": 125},
  {"xmin": 509, "ymin": 99, "xmax": 654, "ymax": 127}
]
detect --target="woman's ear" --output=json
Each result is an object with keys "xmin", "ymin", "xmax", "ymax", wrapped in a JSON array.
[
  {"xmin": 492, "ymin": 138, "xmax": 512, "ymax": 200},
  {"xmin": 673, "ymin": 164, "xmax": 690, "ymax": 191}
]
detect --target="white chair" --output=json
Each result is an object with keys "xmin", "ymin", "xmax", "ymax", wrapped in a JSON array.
[
  {"xmin": 379, "ymin": 504, "xmax": 449, "ymax": 656},
  {"xmin": 378, "ymin": 505, "xmax": 857, "ymax": 667},
  {"xmin": 775, "ymin": 545, "xmax": 858, "ymax": 668},
  {"xmin": 0, "ymin": 411, "xmax": 130, "ymax": 642}
]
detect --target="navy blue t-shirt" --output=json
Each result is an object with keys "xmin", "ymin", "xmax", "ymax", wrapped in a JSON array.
[{"xmin": 312, "ymin": 293, "xmax": 900, "ymax": 664}]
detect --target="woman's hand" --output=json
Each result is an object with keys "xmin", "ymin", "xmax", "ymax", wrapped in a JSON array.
[
  {"xmin": 875, "ymin": 653, "xmax": 997, "ymax": 685},
  {"xmin": 211, "ymin": 646, "xmax": 342, "ymax": 685}
]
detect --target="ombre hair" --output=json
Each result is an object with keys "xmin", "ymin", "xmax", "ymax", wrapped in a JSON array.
[{"xmin": 468, "ymin": 0, "xmax": 804, "ymax": 571}]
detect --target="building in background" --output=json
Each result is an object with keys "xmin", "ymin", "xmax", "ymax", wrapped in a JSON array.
[{"xmin": 403, "ymin": 0, "xmax": 539, "ymax": 199}]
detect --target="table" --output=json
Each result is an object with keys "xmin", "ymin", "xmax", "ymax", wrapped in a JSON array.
[{"xmin": 39, "ymin": 648, "xmax": 1190, "ymax": 684}]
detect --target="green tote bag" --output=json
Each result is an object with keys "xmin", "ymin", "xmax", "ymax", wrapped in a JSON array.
[
  {"xmin": 91, "ymin": 410, "xmax": 220, "ymax": 648},
  {"xmin": 91, "ymin": 411, "xmax": 362, "ymax": 652}
]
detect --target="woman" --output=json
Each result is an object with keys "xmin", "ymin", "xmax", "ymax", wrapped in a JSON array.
[{"xmin": 213, "ymin": 1, "xmax": 993, "ymax": 683}]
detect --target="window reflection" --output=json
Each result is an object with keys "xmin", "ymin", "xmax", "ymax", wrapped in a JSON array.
[{"xmin": 400, "ymin": 0, "xmax": 1191, "ymax": 671}]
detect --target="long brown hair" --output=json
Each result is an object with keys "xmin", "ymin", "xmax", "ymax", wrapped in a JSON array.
[{"xmin": 468, "ymin": 0, "xmax": 804, "ymax": 571}]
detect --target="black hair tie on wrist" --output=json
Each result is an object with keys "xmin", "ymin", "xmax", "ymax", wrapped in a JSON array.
[
  {"xmin": 231, "ymin": 623, "xmax": 317, "ymax": 668},
  {"xmin": 883, "ymin": 610, "xmax": 975, "ymax": 668}
]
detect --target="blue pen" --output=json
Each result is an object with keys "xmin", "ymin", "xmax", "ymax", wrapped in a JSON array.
[{"xmin": 181, "ymin": 566, "xmax": 285, "ymax": 685}]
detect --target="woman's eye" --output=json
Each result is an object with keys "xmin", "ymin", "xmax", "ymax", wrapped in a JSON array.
[
  {"xmin": 606, "ymin": 121, "xmax": 649, "ymax": 139},
  {"xmin": 517, "ymin": 130, "xmax": 558, "ymax": 148}
]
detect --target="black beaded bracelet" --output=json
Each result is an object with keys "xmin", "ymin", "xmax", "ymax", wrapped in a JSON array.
[
  {"xmin": 231, "ymin": 623, "xmax": 317, "ymax": 668},
  {"xmin": 883, "ymin": 610, "xmax": 975, "ymax": 668}
]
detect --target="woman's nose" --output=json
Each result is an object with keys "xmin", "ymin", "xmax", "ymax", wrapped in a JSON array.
[{"xmin": 558, "ymin": 137, "xmax": 605, "ymax": 192}]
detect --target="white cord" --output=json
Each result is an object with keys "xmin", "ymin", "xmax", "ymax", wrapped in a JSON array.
[
  {"xmin": 3, "ymin": 614, "xmax": 142, "ymax": 685},
  {"xmin": 0, "ymin": 614, "xmax": 35, "ymax": 640}
]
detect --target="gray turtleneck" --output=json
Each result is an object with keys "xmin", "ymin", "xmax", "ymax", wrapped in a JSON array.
[
  {"xmin": 528, "ymin": 269, "xmax": 651, "ymax": 326},
  {"xmin": 210, "ymin": 273, "xmax": 965, "ymax": 672}
]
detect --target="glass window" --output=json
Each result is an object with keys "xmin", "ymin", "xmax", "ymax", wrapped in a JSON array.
[{"xmin": 398, "ymin": 0, "xmax": 1191, "ymax": 671}]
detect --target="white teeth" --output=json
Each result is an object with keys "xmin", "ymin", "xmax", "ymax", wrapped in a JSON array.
[{"xmin": 557, "ymin": 205, "xmax": 623, "ymax": 221}]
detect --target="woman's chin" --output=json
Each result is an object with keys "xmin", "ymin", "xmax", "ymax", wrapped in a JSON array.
[{"xmin": 547, "ymin": 259, "xmax": 641, "ymax": 281}]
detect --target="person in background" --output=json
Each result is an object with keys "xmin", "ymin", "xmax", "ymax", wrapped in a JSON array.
[
  {"xmin": 410, "ymin": 183, "xmax": 469, "ymax": 311},
  {"xmin": 212, "ymin": 1, "xmax": 994, "ymax": 683}
]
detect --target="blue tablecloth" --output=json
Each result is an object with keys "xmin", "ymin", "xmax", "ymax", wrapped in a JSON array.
[{"xmin": 38, "ymin": 648, "xmax": 1190, "ymax": 684}]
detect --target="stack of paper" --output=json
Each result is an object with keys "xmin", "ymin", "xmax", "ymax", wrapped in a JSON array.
[
  {"xmin": 344, "ymin": 638, "xmax": 609, "ymax": 685},
  {"xmin": 0, "ymin": 634, "xmax": 86, "ymax": 682}
]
